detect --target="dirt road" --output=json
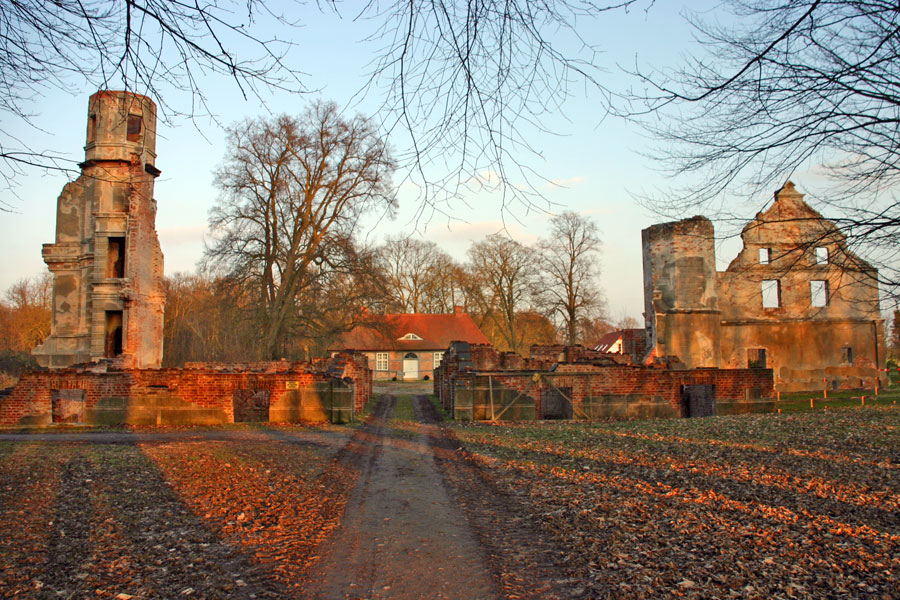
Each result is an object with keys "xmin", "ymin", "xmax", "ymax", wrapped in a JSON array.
[
  {"xmin": 305, "ymin": 395, "xmax": 498, "ymax": 599},
  {"xmin": 306, "ymin": 392, "xmax": 588, "ymax": 600}
]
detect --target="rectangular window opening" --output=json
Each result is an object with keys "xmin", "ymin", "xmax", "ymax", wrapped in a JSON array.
[
  {"xmin": 375, "ymin": 352, "xmax": 389, "ymax": 371},
  {"xmin": 105, "ymin": 310, "xmax": 123, "ymax": 358},
  {"xmin": 816, "ymin": 247, "xmax": 829, "ymax": 265},
  {"xmin": 747, "ymin": 348, "xmax": 767, "ymax": 369},
  {"xmin": 87, "ymin": 114, "xmax": 97, "ymax": 143},
  {"xmin": 810, "ymin": 280, "xmax": 829, "ymax": 307},
  {"xmin": 841, "ymin": 346, "xmax": 854, "ymax": 364},
  {"xmin": 126, "ymin": 114, "xmax": 142, "ymax": 142},
  {"xmin": 762, "ymin": 279, "xmax": 781, "ymax": 308},
  {"xmin": 107, "ymin": 237, "xmax": 125, "ymax": 278},
  {"xmin": 759, "ymin": 247, "xmax": 771, "ymax": 264}
]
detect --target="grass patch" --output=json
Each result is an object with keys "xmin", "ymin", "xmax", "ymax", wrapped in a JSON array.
[
  {"xmin": 775, "ymin": 388, "xmax": 900, "ymax": 413},
  {"xmin": 390, "ymin": 396, "xmax": 418, "ymax": 422},
  {"xmin": 429, "ymin": 395, "xmax": 449, "ymax": 420}
]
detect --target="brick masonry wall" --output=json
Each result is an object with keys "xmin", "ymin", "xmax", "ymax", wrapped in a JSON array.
[
  {"xmin": 0, "ymin": 357, "xmax": 373, "ymax": 426},
  {"xmin": 440, "ymin": 362, "xmax": 773, "ymax": 420}
]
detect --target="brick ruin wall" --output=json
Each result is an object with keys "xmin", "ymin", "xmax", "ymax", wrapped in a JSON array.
[
  {"xmin": 0, "ymin": 352, "xmax": 373, "ymax": 426},
  {"xmin": 435, "ymin": 344, "xmax": 774, "ymax": 420}
]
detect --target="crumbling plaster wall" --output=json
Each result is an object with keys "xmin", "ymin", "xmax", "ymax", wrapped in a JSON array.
[
  {"xmin": 33, "ymin": 91, "xmax": 165, "ymax": 369},
  {"xmin": 642, "ymin": 183, "xmax": 884, "ymax": 391}
]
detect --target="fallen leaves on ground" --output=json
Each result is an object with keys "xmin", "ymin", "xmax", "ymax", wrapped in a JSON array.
[
  {"xmin": 451, "ymin": 406, "xmax": 900, "ymax": 599},
  {"xmin": 0, "ymin": 428, "xmax": 356, "ymax": 598}
]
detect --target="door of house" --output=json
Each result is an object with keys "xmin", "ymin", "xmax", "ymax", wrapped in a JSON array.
[{"xmin": 403, "ymin": 352, "xmax": 419, "ymax": 379}]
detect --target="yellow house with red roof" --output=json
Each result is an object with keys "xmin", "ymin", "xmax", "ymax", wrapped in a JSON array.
[{"xmin": 329, "ymin": 307, "xmax": 489, "ymax": 380}]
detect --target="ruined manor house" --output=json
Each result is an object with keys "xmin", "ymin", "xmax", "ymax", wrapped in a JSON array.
[
  {"xmin": 0, "ymin": 90, "xmax": 884, "ymax": 427},
  {"xmin": 642, "ymin": 182, "xmax": 884, "ymax": 392}
]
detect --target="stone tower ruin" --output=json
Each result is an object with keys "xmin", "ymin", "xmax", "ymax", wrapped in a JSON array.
[{"xmin": 33, "ymin": 91, "xmax": 165, "ymax": 368}]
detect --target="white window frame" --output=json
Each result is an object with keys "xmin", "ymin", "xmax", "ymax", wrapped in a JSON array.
[
  {"xmin": 810, "ymin": 280, "xmax": 829, "ymax": 307},
  {"xmin": 375, "ymin": 352, "xmax": 389, "ymax": 371},
  {"xmin": 433, "ymin": 351, "xmax": 444, "ymax": 367}
]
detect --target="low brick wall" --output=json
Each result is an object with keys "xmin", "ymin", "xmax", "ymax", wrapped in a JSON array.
[
  {"xmin": 440, "ymin": 364, "xmax": 774, "ymax": 422},
  {"xmin": 776, "ymin": 365, "xmax": 883, "ymax": 393},
  {"xmin": 0, "ymin": 354, "xmax": 373, "ymax": 426}
]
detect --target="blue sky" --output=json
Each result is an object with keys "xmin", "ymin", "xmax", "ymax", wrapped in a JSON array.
[{"xmin": 1, "ymin": 1, "xmax": 762, "ymax": 322}]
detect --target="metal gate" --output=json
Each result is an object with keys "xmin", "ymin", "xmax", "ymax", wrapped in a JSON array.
[
  {"xmin": 681, "ymin": 384, "xmax": 716, "ymax": 418},
  {"xmin": 233, "ymin": 389, "xmax": 270, "ymax": 422}
]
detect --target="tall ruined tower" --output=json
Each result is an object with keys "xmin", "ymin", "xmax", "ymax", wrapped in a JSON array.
[
  {"xmin": 642, "ymin": 215, "xmax": 722, "ymax": 367},
  {"xmin": 33, "ymin": 91, "xmax": 165, "ymax": 368}
]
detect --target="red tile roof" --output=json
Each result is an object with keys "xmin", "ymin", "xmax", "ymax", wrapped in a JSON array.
[{"xmin": 330, "ymin": 310, "xmax": 489, "ymax": 352}]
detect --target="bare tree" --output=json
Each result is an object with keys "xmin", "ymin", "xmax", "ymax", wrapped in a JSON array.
[
  {"xmin": 1, "ymin": 0, "xmax": 646, "ymax": 214},
  {"xmin": 375, "ymin": 236, "xmax": 465, "ymax": 313},
  {"xmin": 538, "ymin": 211, "xmax": 605, "ymax": 345},
  {"xmin": 422, "ymin": 253, "xmax": 469, "ymax": 314},
  {"xmin": 204, "ymin": 101, "xmax": 396, "ymax": 359},
  {"xmin": 468, "ymin": 233, "xmax": 539, "ymax": 353},
  {"xmin": 629, "ymin": 0, "xmax": 900, "ymax": 293},
  {"xmin": 0, "ymin": 0, "xmax": 306, "ymax": 201},
  {"xmin": 376, "ymin": 236, "xmax": 447, "ymax": 312},
  {"xmin": 362, "ymin": 0, "xmax": 643, "ymax": 217}
]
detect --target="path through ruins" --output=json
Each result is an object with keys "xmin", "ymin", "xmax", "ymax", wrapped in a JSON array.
[{"xmin": 304, "ymin": 393, "xmax": 499, "ymax": 600}]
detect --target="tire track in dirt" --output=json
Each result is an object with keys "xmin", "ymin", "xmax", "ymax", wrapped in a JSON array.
[
  {"xmin": 304, "ymin": 394, "xmax": 499, "ymax": 600},
  {"xmin": 417, "ymin": 395, "xmax": 599, "ymax": 599}
]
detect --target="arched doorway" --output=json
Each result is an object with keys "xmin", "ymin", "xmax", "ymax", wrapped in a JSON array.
[{"xmin": 402, "ymin": 352, "xmax": 419, "ymax": 380}]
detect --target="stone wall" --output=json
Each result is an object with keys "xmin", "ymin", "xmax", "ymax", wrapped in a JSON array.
[{"xmin": 434, "ymin": 342, "xmax": 774, "ymax": 421}]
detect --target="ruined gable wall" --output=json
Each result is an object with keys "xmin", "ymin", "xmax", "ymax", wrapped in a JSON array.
[{"xmin": 716, "ymin": 184, "xmax": 884, "ymax": 390}]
